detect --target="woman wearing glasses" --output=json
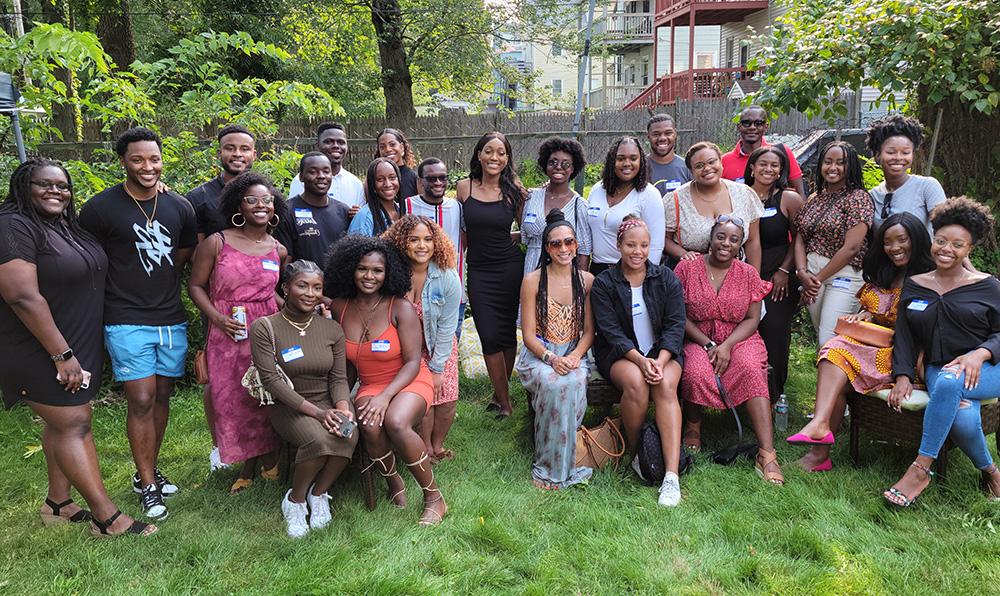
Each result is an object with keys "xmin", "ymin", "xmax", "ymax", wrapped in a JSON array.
[
  {"xmin": 521, "ymin": 137, "xmax": 592, "ymax": 274},
  {"xmin": 675, "ymin": 217, "xmax": 782, "ymax": 485},
  {"xmin": 664, "ymin": 142, "xmax": 763, "ymax": 270},
  {"xmin": 189, "ymin": 171, "xmax": 288, "ymax": 493}
]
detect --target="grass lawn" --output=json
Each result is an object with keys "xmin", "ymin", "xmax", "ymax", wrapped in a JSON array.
[{"xmin": 2, "ymin": 342, "xmax": 999, "ymax": 594}]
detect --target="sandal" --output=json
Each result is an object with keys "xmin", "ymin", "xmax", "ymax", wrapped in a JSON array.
[
  {"xmin": 980, "ymin": 464, "xmax": 1000, "ymax": 502},
  {"xmin": 755, "ymin": 449, "xmax": 785, "ymax": 485},
  {"xmin": 90, "ymin": 510, "xmax": 157, "ymax": 538},
  {"xmin": 405, "ymin": 453, "xmax": 447, "ymax": 526},
  {"xmin": 433, "ymin": 449, "xmax": 454, "ymax": 463},
  {"xmin": 229, "ymin": 477, "xmax": 254, "ymax": 495},
  {"xmin": 682, "ymin": 422, "xmax": 701, "ymax": 453},
  {"xmin": 883, "ymin": 461, "xmax": 934, "ymax": 508},
  {"xmin": 40, "ymin": 498, "xmax": 92, "ymax": 526},
  {"xmin": 370, "ymin": 450, "xmax": 407, "ymax": 508},
  {"xmin": 259, "ymin": 463, "xmax": 280, "ymax": 481}
]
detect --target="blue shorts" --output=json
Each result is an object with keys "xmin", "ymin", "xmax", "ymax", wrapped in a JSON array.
[{"xmin": 105, "ymin": 324, "xmax": 188, "ymax": 382}]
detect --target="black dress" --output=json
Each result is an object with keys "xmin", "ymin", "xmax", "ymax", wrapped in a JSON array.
[
  {"xmin": 398, "ymin": 166, "xmax": 419, "ymax": 200},
  {"xmin": 464, "ymin": 196, "xmax": 524, "ymax": 354},
  {"xmin": 0, "ymin": 213, "xmax": 108, "ymax": 409},
  {"xmin": 756, "ymin": 190, "xmax": 800, "ymax": 398}
]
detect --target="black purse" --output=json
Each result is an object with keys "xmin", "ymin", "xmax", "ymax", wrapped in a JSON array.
[
  {"xmin": 709, "ymin": 373, "xmax": 758, "ymax": 465},
  {"xmin": 636, "ymin": 421, "xmax": 693, "ymax": 485}
]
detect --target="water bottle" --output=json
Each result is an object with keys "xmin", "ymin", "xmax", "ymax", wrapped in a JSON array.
[{"xmin": 774, "ymin": 394, "xmax": 789, "ymax": 433}]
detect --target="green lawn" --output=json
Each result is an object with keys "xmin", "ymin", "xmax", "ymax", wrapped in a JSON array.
[{"xmin": 2, "ymin": 343, "xmax": 999, "ymax": 594}]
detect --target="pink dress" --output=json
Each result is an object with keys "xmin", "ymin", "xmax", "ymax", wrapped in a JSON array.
[
  {"xmin": 413, "ymin": 300, "xmax": 460, "ymax": 405},
  {"xmin": 676, "ymin": 258, "xmax": 772, "ymax": 409},
  {"xmin": 207, "ymin": 234, "xmax": 282, "ymax": 464}
]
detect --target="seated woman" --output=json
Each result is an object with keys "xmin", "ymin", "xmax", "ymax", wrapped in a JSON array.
[
  {"xmin": 788, "ymin": 213, "xmax": 933, "ymax": 472},
  {"xmin": 250, "ymin": 260, "xmax": 359, "ymax": 538},
  {"xmin": 324, "ymin": 235, "xmax": 447, "ymax": 525},
  {"xmin": 675, "ymin": 217, "xmax": 783, "ymax": 485},
  {"xmin": 383, "ymin": 215, "xmax": 462, "ymax": 463},
  {"xmin": 516, "ymin": 210, "xmax": 596, "ymax": 490},
  {"xmin": 348, "ymin": 158, "xmax": 402, "ymax": 236},
  {"xmin": 885, "ymin": 197, "xmax": 1000, "ymax": 506},
  {"xmin": 592, "ymin": 216, "xmax": 686, "ymax": 507}
]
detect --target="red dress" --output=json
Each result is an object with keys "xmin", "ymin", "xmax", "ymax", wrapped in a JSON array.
[{"xmin": 676, "ymin": 258, "xmax": 772, "ymax": 408}]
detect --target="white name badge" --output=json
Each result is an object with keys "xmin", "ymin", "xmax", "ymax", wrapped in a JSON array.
[
  {"xmin": 523, "ymin": 212, "xmax": 538, "ymax": 225},
  {"xmin": 631, "ymin": 302, "xmax": 644, "ymax": 316},
  {"xmin": 294, "ymin": 209, "xmax": 312, "ymax": 219},
  {"xmin": 281, "ymin": 345, "xmax": 304, "ymax": 362},
  {"xmin": 908, "ymin": 299, "xmax": 929, "ymax": 312},
  {"xmin": 664, "ymin": 179, "xmax": 682, "ymax": 191},
  {"xmin": 734, "ymin": 177, "xmax": 746, "ymax": 184},
  {"xmin": 762, "ymin": 207, "xmax": 778, "ymax": 218},
  {"xmin": 588, "ymin": 206, "xmax": 601, "ymax": 218},
  {"xmin": 831, "ymin": 277, "xmax": 852, "ymax": 290},
  {"xmin": 261, "ymin": 259, "xmax": 279, "ymax": 271},
  {"xmin": 371, "ymin": 339, "xmax": 391, "ymax": 352}
]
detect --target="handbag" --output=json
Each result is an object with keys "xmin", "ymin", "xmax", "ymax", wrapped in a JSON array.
[
  {"xmin": 240, "ymin": 317, "xmax": 293, "ymax": 407},
  {"xmin": 833, "ymin": 316, "xmax": 893, "ymax": 348},
  {"xmin": 194, "ymin": 350, "xmax": 209, "ymax": 385},
  {"xmin": 637, "ymin": 421, "xmax": 694, "ymax": 485},
  {"xmin": 575, "ymin": 417, "xmax": 625, "ymax": 470}
]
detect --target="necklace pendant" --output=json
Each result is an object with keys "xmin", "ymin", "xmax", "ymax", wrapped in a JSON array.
[
  {"xmin": 299, "ymin": 330, "xmax": 306, "ymax": 337},
  {"xmin": 146, "ymin": 220, "xmax": 154, "ymax": 229}
]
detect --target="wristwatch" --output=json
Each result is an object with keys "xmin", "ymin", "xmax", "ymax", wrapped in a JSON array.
[
  {"xmin": 703, "ymin": 341, "xmax": 717, "ymax": 352},
  {"xmin": 542, "ymin": 351, "xmax": 553, "ymax": 364},
  {"xmin": 51, "ymin": 348, "xmax": 74, "ymax": 362}
]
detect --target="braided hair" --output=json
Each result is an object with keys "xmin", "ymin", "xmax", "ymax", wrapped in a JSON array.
[
  {"xmin": 364, "ymin": 158, "xmax": 403, "ymax": 235},
  {"xmin": 536, "ymin": 209, "xmax": 585, "ymax": 342},
  {"xmin": 1, "ymin": 158, "xmax": 93, "ymax": 250}
]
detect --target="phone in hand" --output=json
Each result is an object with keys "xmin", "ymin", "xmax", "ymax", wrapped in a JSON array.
[{"xmin": 336, "ymin": 411, "xmax": 356, "ymax": 438}]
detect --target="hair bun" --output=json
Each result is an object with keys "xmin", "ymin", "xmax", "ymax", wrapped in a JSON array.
[{"xmin": 545, "ymin": 208, "xmax": 566, "ymax": 225}]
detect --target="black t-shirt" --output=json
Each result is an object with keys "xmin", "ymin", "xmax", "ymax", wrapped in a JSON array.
[
  {"xmin": 399, "ymin": 166, "xmax": 419, "ymax": 200},
  {"xmin": 273, "ymin": 195, "xmax": 350, "ymax": 267},
  {"xmin": 186, "ymin": 176, "xmax": 226, "ymax": 237},
  {"xmin": 79, "ymin": 183, "xmax": 197, "ymax": 326}
]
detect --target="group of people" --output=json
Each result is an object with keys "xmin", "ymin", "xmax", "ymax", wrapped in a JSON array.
[{"xmin": 3, "ymin": 107, "xmax": 999, "ymax": 540}]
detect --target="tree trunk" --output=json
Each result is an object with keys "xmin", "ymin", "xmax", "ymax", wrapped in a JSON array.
[
  {"xmin": 370, "ymin": 0, "xmax": 416, "ymax": 121},
  {"xmin": 40, "ymin": 0, "xmax": 80, "ymax": 142},
  {"xmin": 96, "ymin": 0, "xmax": 136, "ymax": 69}
]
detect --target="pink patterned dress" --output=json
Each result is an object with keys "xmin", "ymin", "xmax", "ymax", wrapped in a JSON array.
[
  {"xmin": 676, "ymin": 258, "xmax": 772, "ymax": 408},
  {"xmin": 207, "ymin": 234, "xmax": 282, "ymax": 464},
  {"xmin": 413, "ymin": 300, "xmax": 460, "ymax": 404}
]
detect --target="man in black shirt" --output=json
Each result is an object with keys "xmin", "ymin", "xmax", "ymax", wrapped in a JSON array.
[
  {"xmin": 186, "ymin": 125, "xmax": 257, "ymax": 240},
  {"xmin": 273, "ymin": 152, "xmax": 350, "ymax": 267},
  {"xmin": 79, "ymin": 127, "xmax": 197, "ymax": 521}
]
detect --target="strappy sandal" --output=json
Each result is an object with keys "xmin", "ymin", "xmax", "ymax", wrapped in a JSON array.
[
  {"xmin": 406, "ymin": 453, "xmax": 447, "ymax": 526},
  {"xmin": 432, "ymin": 449, "xmax": 454, "ymax": 464},
  {"xmin": 682, "ymin": 422, "xmax": 702, "ymax": 453},
  {"xmin": 370, "ymin": 450, "xmax": 407, "ymax": 508},
  {"xmin": 755, "ymin": 449, "xmax": 785, "ymax": 485},
  {"xmin": 40, "ymin": 498, "xmax": 92, "ymax": 526},
  {"xmin": 883, "ymin": 461, "xmax": 934, "ymax": 508},
  {"xmin": 259, "ymin": 463, "xmax": 280, "ymax": 481},
  {"xmin": 90, "ymin": 510, "xmax": 157, "ymax": 538}
]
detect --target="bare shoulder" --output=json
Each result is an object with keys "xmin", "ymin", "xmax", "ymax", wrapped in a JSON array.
[
  {"xmin": 579, "ymin": 270, "xmax": 595, "ymax": 291},
  {"xmin": 780, "ymin": 189, "xmax": 804, "ymax": 207},
  {"xmin": 456, "ymin": 178, "xmax": 471, "ymax": 201}
]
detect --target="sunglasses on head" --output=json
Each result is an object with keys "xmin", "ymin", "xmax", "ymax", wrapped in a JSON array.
[
  {"xmin": 423, "ymin": 174, "xmax": 448, "ymax": 183},
  {"xmin": 739, "ymin": 119, "xmax": 767, "ymax": 128},
  {"xmin": 547, "ymin": 237, "xmax": 578, "ymax": 249},
  {"xmin": 716, "ymin": 214, "xmax": 745, "ymax": 227}
]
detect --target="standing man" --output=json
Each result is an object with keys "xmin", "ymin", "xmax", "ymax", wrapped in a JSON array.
[
  {"xmin": 288, "ymin": 122, "xmax": 365, "ymax": 216},
  {"xmin": 645, "ymin": 114, "xmax": 691, "ymax": 196},
  {"xmin": 721, "ymin": 105, "xmax": 807, "ymax": 197},
  {"xmin": 274, "ymin": 152, "xmax": 351, "ymax": 267},
  {"xmin": 187, "ymin": 125, "xmax": 256, "ymax": 240},
  {"xmin": 79, "ymin": 127, "xmax": 197, "ymax": 521}
]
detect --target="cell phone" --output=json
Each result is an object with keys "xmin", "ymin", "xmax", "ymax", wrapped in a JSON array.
[{"xmin": 336, "ymin": 412, "xmax": 356, "ymax": 438}]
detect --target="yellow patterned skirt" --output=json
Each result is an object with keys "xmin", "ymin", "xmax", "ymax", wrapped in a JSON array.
[{"xmin": 817, "ymin": 334, "xmax": 895, "ymax": 394}]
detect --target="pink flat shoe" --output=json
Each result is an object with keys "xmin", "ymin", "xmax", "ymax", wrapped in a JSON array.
[
  {"xmin": 786, "ymin": 432, "xmax": 835, "ymax": 446},
  {"xmin": 809, "ymin": 458, "xmax": 833, "ymax": 472}
]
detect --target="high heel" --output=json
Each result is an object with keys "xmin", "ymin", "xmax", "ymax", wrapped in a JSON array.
[
  {"xmin": 370, "ymin": 450, "xmax": 406, "ymax": 508},
  {"xmin": 90, "ymin": 510, "xmax": 157, "ymax": 538},
  {"xmin": 405, "ymin": 453, "xmax": 447, "ymax": 526}
]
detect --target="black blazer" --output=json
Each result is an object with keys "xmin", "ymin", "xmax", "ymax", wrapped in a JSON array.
[{"xmin": 591, "ymin": 261, "xmax": 687, "ymax": 379}]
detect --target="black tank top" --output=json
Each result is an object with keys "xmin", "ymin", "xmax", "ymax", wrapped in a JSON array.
[
  {"xmin": 759, "ymin": 190, "xmax": 791, "ymax": 250},
  {"xmin": 464, "ymin": 196, "xmax": 522, "ymax": 267}
]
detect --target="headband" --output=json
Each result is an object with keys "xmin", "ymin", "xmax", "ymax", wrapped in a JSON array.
[{"xmin": 617, "ymin": 217, "xmax": 647, "ymax": 242}]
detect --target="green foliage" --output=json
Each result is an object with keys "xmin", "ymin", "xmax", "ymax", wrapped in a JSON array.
[{"xmin": 860, "ymin": 155, "xmax": 885, "ymax": 191}]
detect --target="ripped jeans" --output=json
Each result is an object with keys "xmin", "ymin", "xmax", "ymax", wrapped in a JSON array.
[{"xmin": 920, "ymin": 363, "xmax": 1000, "ymax": 469}]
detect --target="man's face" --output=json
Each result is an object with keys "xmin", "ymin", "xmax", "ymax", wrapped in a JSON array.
[
  {"xmin": 737, "ymin": 108, "xmax": 769, "ymax": 145},
  {"xmin": 218, "ymin": 132, "xmax": 256, "ymax": 176},
  {"xmin": 317, "ymin": 128, "xmax": 348, "ymax": 166},
  {"xmin": 647, "ymin": 119, "xmax": 677, "ymax": 158},
  {"xmin": 120, "ymin": 140, "xmax": 163, "ymax": 190},
  {"xmin": 421, "ymin": 163, "xmax": 448, "ymax": 200},
  {"xmin": 301, "ymin": 155, "xmax": 333, "ymax": 196}
]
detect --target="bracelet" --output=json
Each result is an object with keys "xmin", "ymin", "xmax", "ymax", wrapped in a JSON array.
[{"xmin": 777, "ymin": 267, "xmax": 791, "ymax": 275}]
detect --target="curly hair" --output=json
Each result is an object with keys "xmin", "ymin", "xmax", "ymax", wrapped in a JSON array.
[
  {"xmin": 815, "ymin": 141, "xmax": 865, "ymax": 193},
  {"xmin": 1, "ymin": 158, "xmax": 93, "ymax": 250},
  {"xmin": 217, "ymin": 171, "xmax": 287, "ymax": 230},
  {"xmin": 930, "ymin": 196, "xmax": 996, "ymax": 245},
  {"xmin": 862, "ymin": 212, "xmax": 934, "ymax": 288},
  {"xmin": 323, "ymin": 235, "xmax": 412, "ymax": 299},
  {"xmin": 601, "ymin": 136, "xmax": 648, "ymax": 196},
  {"xmin": 865, "ymin": 113, "xmax": 924, "ymax": 157},
  {"xmin": 469, "ymin": 131, "xmax": 527, "ymax": 210},
  {"xmin": 536, "ymin": 136, "xmax": 586, "ymax": 181},
  {"xmin": 374, "ymin": 128, "xmax": 416, "ymax": 168},
  {"xmin": 115, "ymin": 126, "xmax": 161, "ymax": 157},
  {"xmin": 382, "ymin": 214, "xmax": 456, "ymax": 270}
]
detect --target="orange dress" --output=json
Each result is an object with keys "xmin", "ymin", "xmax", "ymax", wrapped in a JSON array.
[{"xmin": 342, "ymin": 299, "xmax": 434, "ymax": 410}]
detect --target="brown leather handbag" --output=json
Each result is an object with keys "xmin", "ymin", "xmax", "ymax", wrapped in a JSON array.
[
  {"xmin": 194, "ymin": 350, "xmax": 209, "ymax": 385},
  {"xmin": 833, "ymin": 317, "xmax": 893, "ymax": 348},
  {"xmin": 575, "ymin": 417, "xmax": 626, "ymax": 470}
]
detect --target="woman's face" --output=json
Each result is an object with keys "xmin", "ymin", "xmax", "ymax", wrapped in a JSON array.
[
  {"xmin": 405, "ymin": 223, "xmax": 434, "ymax": 266},
  {"xmin": 614, "ymin": 141, "xmax": 641, "ymax": 183},
  {"xmin": 374, "ymin": 161, "xmax": 400, "ymax": 201},
  {"xmin": 750, "ymin": 152, "xmax": 782, "ymax": 188},
  {"xmin": 544, "ymin": 224, "xmax": 578, "ymax": 266},
  {"xmin": 881, "ymin": 223, "xmax": 912, "ymax": 268},
  {"xmin": 617, "ymin": 226, "xmax": 650, "ymax": 270},
  {"xmin": 354, "ymin": 251, "xmax": 387, "ymax": 295},
  {"xmin": 240, "ymin": 183, "xmax": 274, "ymax": 227},
  {"xmin": 479, "ymin": 138, "xmax": 508, "ymax": 176},
  {"xmin": 931, "ymin": 224, "xmax": 973, "ymax": 270},
  {"xmin": 690, "ymin": 148, "xmax": 722, "ymax": 185},
  {"xmin": 284, "ymin": 272, "xmax": 323, "ymax": 314},
  {"xmin": 377, "ymin": 133, "xmax": 404, "ymax": 166},
  {"xmin": 877, "ymin": 135, "xmax": 914, "ymax": 178},
  {"xmin": 820, "ymin": 145, "xmax": 847, "ymax": 188},
  {"xmin": 545, "ymin": 150, "xmax": 574, "ymax": 185},
  {"xmin": 709, "ymin": 222, "xmax": 743, "ymax": 264},
  {"xmin": 29, "ymin": 166, "xmax": 72, "ymax": 219}
]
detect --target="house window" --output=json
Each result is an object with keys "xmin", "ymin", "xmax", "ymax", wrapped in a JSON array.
[
  {"xmin": 642, "ymin": 59, "xmax": 649, "ymax": 86},
  {"xmin": 740, "ymin": 43, "xmax": 749, "ymax": 67},
  {"xmin": 552, "ymin": 80, "xmax": 563, "ymax": 96},
  {"xmin": 726, "ymin": 38, "xmax": 734, "ymax": 68}
]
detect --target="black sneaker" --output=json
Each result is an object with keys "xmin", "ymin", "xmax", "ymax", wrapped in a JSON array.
[
  {"xmin": 132, "ymin": 469, "xmax": 179, "ymax": 497},
  {"xmin": 139, "ymin": 484, "xmax": 168, "ymax": 520}
]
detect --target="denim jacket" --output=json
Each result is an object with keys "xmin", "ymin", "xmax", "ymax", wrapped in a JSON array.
[
  {"xmin": 420, "ymin": 262, "xmax": 462, "ymax": 373},
  {"xmin": 591, "ymin": 261, "xmax": 687, "ymax": 378}
]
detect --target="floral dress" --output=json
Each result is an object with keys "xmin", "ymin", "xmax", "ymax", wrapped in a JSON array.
[{"xmin": 413, "ymin": 301, "xmax": 459, "ymax": 404}]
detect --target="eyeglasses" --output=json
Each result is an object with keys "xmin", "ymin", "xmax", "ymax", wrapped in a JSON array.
[
  {"xmin": 716, "ymin": 214, "xmax": 746, "ymax": 226},
  {"xmin": 423, "ymin": 174, "xmax": 448, "ymax": 183},
  {"xmin": 31, "ymin": 180, "xmax": 71, "ymax": 192},
  {"xmin": 739, "ymin": 119, "xmax": 767, "ymax": 128},
  {"xmin": 547, "ymin": 159, "xmax": 573, "ymax": 171},
  {"xmin": 547, "ymin": 237, "xmax": 578, "ymax": 249},
  {"xmin": 880, "ymin": 192, "xmax": 893, "ymax": 220},
  {"xmin": 692, "ymin": 157, "xmax": 720, "ymax": 171},
  {"xmin": 243, "ymin": 195, "xmax": 275, "ymax": 206}
]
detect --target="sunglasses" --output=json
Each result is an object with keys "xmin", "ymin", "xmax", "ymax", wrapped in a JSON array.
[
  {"xmin": 243, "ymin": 195, "xmax": 275, "ymax": 206},
  {"xmin": 881, "ymin": 192, "xmax": 893, "ymax": 220},
  {"xmin": 739, "ymin": 119, "xmax": 767, "ymax": 128},
  {"xmin": 31, "ymin": 180, "xmax": 71, "ymax": 192},
  {"xmin": 423, "ymin": 174, "xmax": 448, "ymax": 183},
  {"xmin": 547, "ymin": 237, "xmax": 578, "ymax": 249},
  {"xmin": 716, "ymin": 214, "xmax": 746, "ymax": 226},
  {"xmin": 547, "ymin": 159, "xmax": 573, "ymax": 171}
]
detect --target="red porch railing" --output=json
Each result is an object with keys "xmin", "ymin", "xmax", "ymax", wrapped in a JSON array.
[{"xmin": 623, "ymin": 67, "xmax": 756, "ymax": 109}]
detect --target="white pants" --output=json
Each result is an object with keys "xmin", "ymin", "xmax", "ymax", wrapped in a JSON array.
[{"xmin": 805, "ymin": 253, "xmax": 864, "ymax": 347}]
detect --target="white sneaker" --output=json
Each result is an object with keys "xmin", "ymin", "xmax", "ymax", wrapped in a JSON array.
[
  {"xmin": 658, "ymin": 472, "xmax": 681, "ymax": 507},
  {"xmin": 631, "ymin": 456, "xmax": 647, "ymax": 482},
  {"xmin": 209, "ymin": 446, "xmax": 228, "ymax": 472},
  {"xmin": 282, "ymin": 490, "xmax": 310, "ymax": 538},
  {"xmin": 306, "ymin": 488, "xmax": 332, "ymax": 530}
]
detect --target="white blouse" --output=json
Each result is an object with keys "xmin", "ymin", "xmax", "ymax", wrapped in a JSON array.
[{"xmin": 586, "ymin": 181, "xmax": 665, "ymax": 265}]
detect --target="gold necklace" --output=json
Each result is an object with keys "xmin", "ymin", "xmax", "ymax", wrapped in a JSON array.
[
  {"xmin": 353, "ymin": 295, "xmax": 384, "ymax": 343},
  {"xmin": 280, "ymin": 311, "xmax": 314, "ymax": 336},
  {"xmin": 124, "ymin": 182, "xmax": 158, "ymax": 229}
]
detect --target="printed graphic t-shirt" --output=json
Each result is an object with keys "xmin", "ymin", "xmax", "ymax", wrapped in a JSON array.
[
  {"xmin": 647, "ymin": 155, "xmax": 692, "ymax": 196},
  {"xmin": 79, "ymin": 183, "xmax": 197, "ymax": 326},
  {"xmin": 273, "ymin": 194, "xmax": 351, "ymax": 267}
]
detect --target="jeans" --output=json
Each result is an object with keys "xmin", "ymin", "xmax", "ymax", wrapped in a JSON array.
[{"xmin": 920, "ymin": 363, "xmax": 1000, "ymax": 469}]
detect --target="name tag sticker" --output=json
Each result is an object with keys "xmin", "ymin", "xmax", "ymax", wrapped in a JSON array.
[
  {"xmin": 523, "ymin": 213, "xmax": 538, "ymax": 224},
  {"xmin": 588, "ymin": 206, "xmax": 601, "ymax": 218},
  {"xmin": 734, "ymin": 177, "xmax": 746, "ymax": 184},
  {"xmin": 664, "ymin": 179, "xmax": 682, "ymax": 190},
  {"xmin": 294, "ymin": 209, "xmax": 312, "ymax": 219},
  {"xmin": 262, "ymin": 259, "xmax": 279, "ymax": 271},
  {"xmin": 631, "ymin": 302, "xmax": 644, "ymax": 316},
  {"xmin": 281, "ymin": 345, "xmax": 304, "ymax": 362},
  {"xmin": 908, "ymin": 299, "xmax": 929, "ymax": 312},
  {"xmin": 762, "ymin": 207, "xmax": 778, "ymax": 218},
  {"xmin": 831, "ymin": 277, "xmax": 852, "ymax": 290},
  {"xmin": 371, "ymin": 339, "xmax": 391, "ymax": 352}
]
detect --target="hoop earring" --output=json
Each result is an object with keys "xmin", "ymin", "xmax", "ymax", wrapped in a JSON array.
[
  {"xmin": 268, "ymin": 214, "xmax": 280, "ymax": 228},
  {"xmin": 231, "ymin": 213, "xmax": 246, "ymax": 227}
]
